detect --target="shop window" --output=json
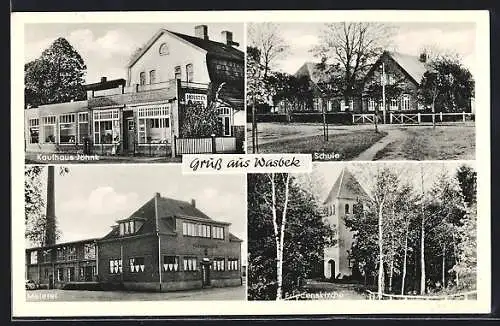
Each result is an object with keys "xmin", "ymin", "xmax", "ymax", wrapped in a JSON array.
[
  {"xmin": 93, "ymin": 109, "xmax": 120, "ymax": 145},
  {"xmin": 139, "ymin": 72, "xmax": 146, "ymax": 86},
  {"xmin": 174, "ymin": 66, "xmax": 181, "ymax": 80},
  {"xmin": 42, "ymin": 116, "xmax": 56, "ymax": 143},
  {"xmin": 59, "ymin": 113, "xmax": 77, "ymax": 144},
  {"xmin": 183, "ymin": 257, "xmax": 198, "ymax": 271},
  {"xmin": 28, "ymin": 118, "xmax": 39, "ymax": 144},
  {"xmin": 163, "ymin": 256, "xmax": 179, "ymax": 272},
  {"xmin": 129, "ymin": 257, "xmax": 145, "ymax": 273},
  {"xmin": 30, "ymin": 251, "xmax": 38, "ymax": 264},
  {"xmin": 109, "ymin": 259, "xmax": 122, "ymax": 274},
  {"xmin": 186, "ymin": 64, "xmax": 194, "ymax": 82},
  {"xmin": 67, "ymin": 246, "xmax": 76, "ymax": 261},
  {"xmin": 78, "ymin": 112, "xmax": 89, "ymax": 143},
  {"xmin": 57, "ymin": 268, "xmax": 64, "ymax": 282},
  {"xmin": 149, "ymin": 70, "xmax": 156, "ymax": 84},
  {"xmin": 212, "ymin": 258, "xmax": 225, "ymax": 271},
  {"xmin": 401, "ymin": 94, "xmax": 411, "ymax": 111},
  {"xmin": 227, "ymin": 258, "xmax": 238, "ymax": 271},
  {"xmin": 67, "ymin": 267, "xmax": 75, "ymax": 281},
  {"xmin": 137, "ymin": 106, "xmax": 170, "ymax": 144},
  {"xmin": 212, "ymin": 226, "xmax": 224, "ymax": 240},
  {"xmin": 84, "ymin": 243, "xmax": 96, "ymax": 260}
]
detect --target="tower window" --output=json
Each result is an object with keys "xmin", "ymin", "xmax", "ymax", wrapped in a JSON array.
[{"xmin": 345, "ymin": 204, "xmax": 350, "ymax": 214}]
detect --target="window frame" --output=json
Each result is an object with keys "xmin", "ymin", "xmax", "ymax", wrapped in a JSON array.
[
  {"xmin": 28, "ymin": 118, "xmax": 39, "ymax": 144},
  {"xmin": 139, "ymin": 72, "xmax": 146, "ymax": 86},
  {"xmin": 186, "ymin": 63, "xmax": 194, "ymax": 83},
  {"xmin": 159, "ymin": 43, "xmax": 169, "ymax": 55},
  {"xmin": 58, "ymin": 113, "xmax": 77, "ymax": 144},
  {"xmin": 109, "ymin": 258, "xmax": 123, "ymax": 274},
  {"xmin": 149, "ymin": 69, "xmax": 156, "ymax": 84},
  {"xmin": 42, "ymin": 115, "xmax": 57, "ymax": 144},
  {"xmin": 163, "ymin": 255, "xmax": 180, "ymax": 272},
  {"xmin": 129, "ymin": 257, "xmax": 145, "ymax": 273},
  {"xmin": 183, "ymin": 257, "xmax": 198, "ymax": 272}
]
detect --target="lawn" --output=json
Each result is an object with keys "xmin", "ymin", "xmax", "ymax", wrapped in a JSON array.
[
  {"xmin": 373, "ymin": 125, "xmax": 475, "ymax": 160},
  {"xmin": 256, "ymin": 130, "xmax": 388, "ymax": 160}
]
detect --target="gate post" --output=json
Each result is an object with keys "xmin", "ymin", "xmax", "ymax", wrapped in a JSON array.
[
  {"xmin": 418, "ymin": 112, "xmax": 421, "ymax": 123},
  {"xmin": 463, "ymin": 111, "xmax": 466, "ymax": 123},
  {"xmin": 211, "ymin": 134, "xmax": 216, "ymax": 154}
]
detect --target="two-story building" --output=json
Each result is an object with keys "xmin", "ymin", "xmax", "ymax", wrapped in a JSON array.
[
  {"xmin": 322, "ymin": 168, "xmax": 369, "ymax": 280},
  {"xmin": 25, "ymin": 193, "xmax": 243, "ymax": 291},
  {"xmin": 24, "ymin": 25, "xmax": 244, "ymax": 156}
]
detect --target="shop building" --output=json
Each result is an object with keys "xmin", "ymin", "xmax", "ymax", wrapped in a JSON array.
[{"xmin": 24, "ymin": 25, "xmax": 244, "ymax": 156}]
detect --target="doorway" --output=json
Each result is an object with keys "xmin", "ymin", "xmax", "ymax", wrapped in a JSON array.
[
  {"xmin": 328, "ymin": 259, "xmax": 336, "ymax": 280},
  {"xmin": 122, "ymin": 111, "xmax": 135, "ymax": 153},
  {"xmin": 84, "ymin": 266, "xmax": 93, "ymax": 282},
  {"xmin": 201, "ymin": 263, "xmax": 211, "ymax": 287}
]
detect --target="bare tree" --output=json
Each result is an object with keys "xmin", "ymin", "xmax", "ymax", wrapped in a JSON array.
[
  {"xmin": 268, "ymin": 173, "xmax": 291, "ymax": 300},
  {"xmin": 312, "ymin": 23, "xmax": 396, "ymax": 104},
  {"xmin": 248, "ymin": 23, "xmax": 289, "ymax": 79}
]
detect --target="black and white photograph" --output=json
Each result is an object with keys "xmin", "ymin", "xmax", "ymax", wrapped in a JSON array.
[
  {"xmin": 24, "ymin": 22, "xmax": 245, "ymax": 164},
  {"xmin": 247, "ymin": 22, "xmax": 476, "ymax": 160},
  {"xmin": 24, "ymin": 165, "xmax": 246, "ymax": 301},
  {"xmin": 247, "ymin": 162, "xmax": 477, "ymax": 300}
]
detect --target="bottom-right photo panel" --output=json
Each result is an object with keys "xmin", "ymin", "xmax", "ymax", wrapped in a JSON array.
[{"xmin": 247, "ymin": 162, "xmax": 477, "ymax": 301}]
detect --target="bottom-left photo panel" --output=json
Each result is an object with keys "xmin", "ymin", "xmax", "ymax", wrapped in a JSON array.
[{"xmin": 24, "ymin": 164, "xmax": 247, "ymax": 301}]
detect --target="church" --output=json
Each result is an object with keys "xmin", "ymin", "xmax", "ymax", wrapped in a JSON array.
[{"xmin": 322, "ymin": 168, "xmax": 369, "ymax": 280}]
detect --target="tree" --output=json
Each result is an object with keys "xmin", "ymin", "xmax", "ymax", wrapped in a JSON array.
[
  {"xmin": 25, "ymin": 37, "xmax": 87, "ymax": 108},
  {"xmin": 25, "ymin": 166, "xmax": 67, "ymax": 247},
  {"xmin": 455, "ymin": 165, "xmax": 477, "ymax": 208},
  {"xmin": 246, "ymin": 46, "xmax": 267, "ymax": 153},
  {"xmin": 313, "ymin": 23, "xmax": 396, "ymax": 105},
  {"xmin": 419, "ymin": 56, "xmax": 475, "ymax": 116},
  {"xmin": 247, "ymin": 23, "xmax": 289, "ymax": 79},
  {"xmin": 180, "ymin": 102, "xmax": 222, "ymax": 138},
  {"xmin": 247, "ymin": 173, "xmax": 335, "ymax": 300}
]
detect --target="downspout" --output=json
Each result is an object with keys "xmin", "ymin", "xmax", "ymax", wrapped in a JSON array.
[{"xmin": 155, "ymin": 193, "xmax": 162, "ymax": 291}]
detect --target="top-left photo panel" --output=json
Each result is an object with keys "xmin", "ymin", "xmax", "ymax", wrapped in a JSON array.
[{"xmin": 23, "ymin": 22, "xmax": 246, "ymax": 164}]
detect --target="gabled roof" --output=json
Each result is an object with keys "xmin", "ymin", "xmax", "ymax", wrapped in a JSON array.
[
  {"xmin": 100, "ymin": 194, "xmax": 241, "ymax": 242},
  {"xmin": 128, "ymin": 29, "xmax": 243, "ymax": 68},
  {"xmin": 294, "ymin": 62, "xmax": 338, "ymax": 85},
  {"xmin": 323, "ymin": 168, "xmax": 369, "ymax": 204},
  {"xmin": 387, "ymin": 51, "xmax": 429, "ymax": 84}
]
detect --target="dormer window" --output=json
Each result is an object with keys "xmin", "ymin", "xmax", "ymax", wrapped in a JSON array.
[
  {"xmin": 119, "ymin": 220, "xmax": 138, "ymax": 236},
  {"xmin": 159, "ymin": 43, "xmax": 169, "ymax": 55}
]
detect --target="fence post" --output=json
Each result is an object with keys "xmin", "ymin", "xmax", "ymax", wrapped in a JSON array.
[
  {"xmin": 418, "ymin": 112, "xmax": 421, "ymax": 123},
  {"xmin": 390, "ymin": 113, "xmax": 393, "ymax": 124},
  {"xmin": 352, "ymin": 114, "xmax": 355, "ymax": 124},
  {"xmin": 400, "ymin": 114, "xmax": 403, "ymax": 124},
  {"xmin": 149, "ymin": 141, "xmax": 152, "ymax": 156},
  {"xmin": 172, "ymin": 136, "xmax": 177, "ymax": 158},
  {"xmin": 463, "ymin": 111, "xmax": 466, "ymax": 123},
  {"xmin": 440, "ymin": 111, "xmax": 443, "ymax": 122},
  {"xmin": 211, "ymin": 134, "xmax": 216, "ymax": 154}
]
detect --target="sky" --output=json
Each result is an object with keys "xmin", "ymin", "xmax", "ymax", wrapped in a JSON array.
[
  {"xmin": 270, "ymin": 22, "xmax": 477, "ymax": 77},
  {"xmin": 30, "ymin": 165, "xmax": 247, "ymax": 263},
  {"xmin": 24, "ymin": 23, "xmax": 244, "ymax": 84},
  {"xmin": 306, "ymin": 161, "xmax": 475, "ymax": 202}
]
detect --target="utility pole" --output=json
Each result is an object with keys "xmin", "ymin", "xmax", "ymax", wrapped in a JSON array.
[{"xmin": 382, "ymin": 62, "xmax": 386, "ymax": 125}]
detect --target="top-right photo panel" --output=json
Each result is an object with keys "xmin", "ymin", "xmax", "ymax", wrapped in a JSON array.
[{"xmin": 246, "ymin": 22, "xmax": 477, "ymax": 161}]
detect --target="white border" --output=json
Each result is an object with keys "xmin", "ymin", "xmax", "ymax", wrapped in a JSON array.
[{"xmin": 12, "ymin": 10, "xmax": 490, "ymax": 317}]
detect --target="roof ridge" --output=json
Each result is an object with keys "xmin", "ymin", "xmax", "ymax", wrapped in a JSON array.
[{"xmin": 336, "ymin": 168, "xmax": 346, "ymax": 199}]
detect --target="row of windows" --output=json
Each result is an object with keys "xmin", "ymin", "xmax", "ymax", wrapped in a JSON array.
[
  {"xmin": 29, "ymin": 113, "xmax": 90, "ymax": 145},
  {"xmin": 30, "ymin": 244, "xmax": 96, "ymax": 264},
  {"xmin": 367, "ymin": 95, "xmax": 412, "ymax": 111},
  {"xmin": 109, "ymin": 256, "xmax": 239, "ymax": 274},
  {"xmin": 182, "ymin": 222, "xmax": 225, "ymax": 239},
  {"xmin": 54, "ymin": 266, "xmax": 97, "ymax": 282},
  {"xmin": 139, "ymin": 64, "xmax": 194, "ymax": 86},
  {"xmin": 324, "ymin": 203, "xmax": 353, "ymax": 215}
]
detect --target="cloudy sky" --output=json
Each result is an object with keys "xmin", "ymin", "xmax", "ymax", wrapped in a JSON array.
[
  {"xmin": 31, "ymin": 165, "xmax": 247, "ymax": 263},
  {"xmin": 24, "ymin": 23, "xmax": 244, "ymax": 84},
  {"xmin": 272, "ymin": 22, "xmax": 477, "ymax": 77}
]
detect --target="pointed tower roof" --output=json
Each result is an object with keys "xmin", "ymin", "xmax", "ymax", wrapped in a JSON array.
[{"xmin": 323, "ymin": 168, "xmax": 369, "ymax": 204}]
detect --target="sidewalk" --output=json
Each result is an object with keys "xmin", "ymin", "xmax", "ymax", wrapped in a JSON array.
[{"xmin": 25, "ymin": 152, "xmax": 181, "ymax": 164}]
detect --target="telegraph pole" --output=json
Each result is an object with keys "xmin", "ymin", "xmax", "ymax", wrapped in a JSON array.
[{"xmin": 382, "ymin": 62, "xmax": 386, "ymax": 125}]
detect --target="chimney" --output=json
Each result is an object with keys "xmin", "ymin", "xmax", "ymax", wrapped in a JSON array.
[
  {"xmin": 195, "ymin": 25, "xmax": 209, "ymax": 40},
  {"xmin": 419, "ymin": 52, "xmax": 427, "ymax": 63},
  {"xmin": 45, "ymin": 166, "xmax": 56, "ymax": 246},
  {"xmin": 191, "ymin": 199, "xmax": 196, "ymax": 208},
  {"xmin": 155, "ymin": 192, "xmax": 161, "ymax": 198},
  {"xmin": 221, "ymin": 30, "xmax": 239, "ymax": 47},
  {"xmin": 101, "ymin": 77, "xmax": 107, "ymax": 83}
]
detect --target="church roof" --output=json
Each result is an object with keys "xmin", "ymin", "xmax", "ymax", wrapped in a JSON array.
[{"xmin": 323, "ymin": 168, "xmax": 369, "ymax": 204}]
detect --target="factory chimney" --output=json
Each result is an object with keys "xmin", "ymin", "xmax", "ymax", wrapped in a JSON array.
[{"xmin": 44, "ymin": 166, "xmax": 56, "ymax": 246}]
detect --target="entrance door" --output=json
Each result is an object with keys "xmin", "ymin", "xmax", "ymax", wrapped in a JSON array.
[
  {"xmin": 328, "ymin": 260, "xmax": 336, "ymax": 280},
  {"xmin": 84, "ymin": 266, "xmax": 93, "ymax": 282},
  {"xmin": 124, "ymin": 117, "xmax": 135, "ymax": 152},
  {"xmin": 201, "ymin": 263, "xmax": 211, "ymax": 287}
]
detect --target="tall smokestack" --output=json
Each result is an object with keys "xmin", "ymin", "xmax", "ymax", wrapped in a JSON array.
[{"xmin": 45, "ymin": 165, "xmax": 56, "ymax": 246}]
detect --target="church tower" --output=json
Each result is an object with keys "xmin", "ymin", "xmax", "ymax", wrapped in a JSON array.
[{"xmin": 323, "ymin": 168, "xmax": 368, "ymax": 280}]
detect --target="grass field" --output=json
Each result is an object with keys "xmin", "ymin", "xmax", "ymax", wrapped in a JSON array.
[
  {"xmin": 256, "ymin": 130, "xmax": 387, "ymax": 160},
  {"xmin": 373, "ymin": 125, "xmax": 475, "ymax": 160}
]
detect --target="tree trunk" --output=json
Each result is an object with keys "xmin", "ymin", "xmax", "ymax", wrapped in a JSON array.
[
  {"xmin": 389, "ymin": 257, "xmax": 394, "ymax": 293},
  {"xmin": 377, "ymin": 205, "xmax": 384, "ymax": 299},
  {"xmin": 401, "ymin": 217, "xmax": 409, "ymax": 295},
  {"xmin": 420, "ymin": 166, "xmax": 426, "ymax": 295},
  {"xmin": 441, "ymin": 243, "xmax": 446, "ymax": 289}
]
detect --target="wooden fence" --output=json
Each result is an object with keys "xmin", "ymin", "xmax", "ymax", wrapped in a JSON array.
[
  {"xmin": 366, "ymin": 290, "xmax": 477, "ymax": 300},
  {"xmin": 174, "ymin": 136, "xmax": 236, "ymax": 156},
  {"xmin": 352, "ymin": 112, "xmax": 474, "ymax": 125},
  {"xmin": 352, "ymin": 113, "xmax": 381, "ymax": 124}
]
